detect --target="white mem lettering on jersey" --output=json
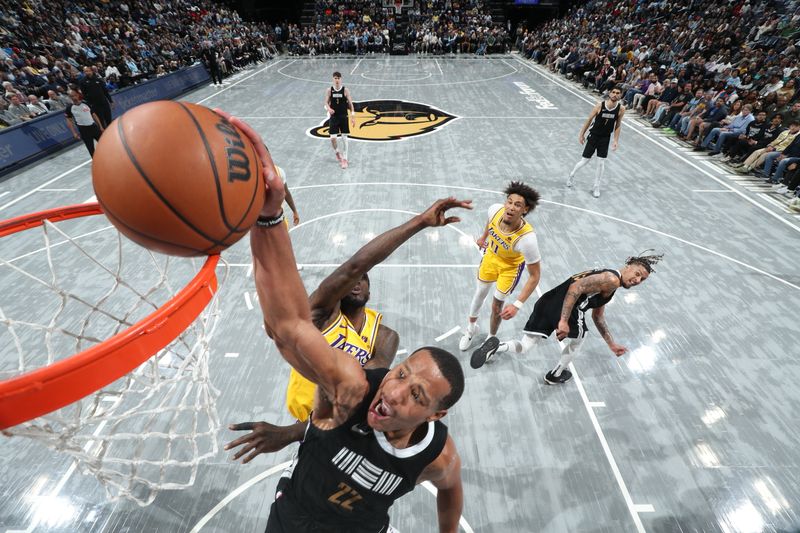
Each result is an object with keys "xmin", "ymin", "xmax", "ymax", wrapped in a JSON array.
[{"xmin": 487, "ymin": 203, "xmax": 541, "ymax": 264}]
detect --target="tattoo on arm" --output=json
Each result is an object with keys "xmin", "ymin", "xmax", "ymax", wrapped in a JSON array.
[
  {"xmin": 560, "ymin": 273, "xmax": 614, "ymax": 321},
  {"xmin": 593, "ymin": 312, "xmax": 614, "ymax": 344},
  {"xmin": 560, "ymin": 288, "xmax": 581, "ymax": 321}
]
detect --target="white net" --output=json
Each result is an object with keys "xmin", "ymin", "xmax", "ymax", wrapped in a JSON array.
[{"xmin": 0, "ymin": 208, "xmax": 224, "ymax": 506}]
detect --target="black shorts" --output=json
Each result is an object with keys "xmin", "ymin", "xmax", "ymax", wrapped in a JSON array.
[
  {"xmin": 582, "ymin": 134, "xmax": 611, "ymax": 158},
  {"xmin": 266, "ymin": 491, "xmax": 390, "ymax": 533},
  {"xmin": 523, "ymin": 293, "xmax": 588, "ymax": 340},
  {"xmin": 329, "ymin": 114, "xmax": 350, "ymax": 135}
]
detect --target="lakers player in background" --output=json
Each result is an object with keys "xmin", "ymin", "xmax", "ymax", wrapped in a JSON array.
[
  {"xmin": 459, "ymin": 182, "xmax": 542, "ymax": 370},
  {"xmin": 325, "ymin": 71, "xmax": 356, "ymax": 169},
  {"xmin": 567, "ymin": 85, "xmax": 626, "ymax": 198}
]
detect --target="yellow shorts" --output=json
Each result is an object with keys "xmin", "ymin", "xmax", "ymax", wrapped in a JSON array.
[
  {"xmin": 286, "ymin": 368, "xmax": 315, "ymax": 422},
  {"xmin": 478, "ymin": 255, "xmax": 525, "ymax": 296}
]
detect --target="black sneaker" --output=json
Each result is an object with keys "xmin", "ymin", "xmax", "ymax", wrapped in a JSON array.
[
  {"xmin": 470, "ymin": 337, "xmax": 500, "ymax": 369},
  {"xmin": 544, "ymin": 369, "xmax": 573, "ymax": 385}
]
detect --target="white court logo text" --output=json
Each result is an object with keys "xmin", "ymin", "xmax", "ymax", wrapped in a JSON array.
[{"xmin": 513, "ymin": 82, "xmax": 558, "ymax": 110}]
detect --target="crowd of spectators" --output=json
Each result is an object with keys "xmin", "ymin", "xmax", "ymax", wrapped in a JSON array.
[
  {"xmin": 284, "ymin": 0, "xmax": 511, "ymax": 56},
  {"xmin": 0, "ymin": 0, "xmax": 282, "ymax": 128},
  {"xmin": 517, "ymin": 0, "xmax": 800, "ymax": 209}
]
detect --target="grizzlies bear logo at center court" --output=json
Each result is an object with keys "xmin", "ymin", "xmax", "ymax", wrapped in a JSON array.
[{"xmin": 308, "ymin": 100, "xmax": 458, "ymax": 141}]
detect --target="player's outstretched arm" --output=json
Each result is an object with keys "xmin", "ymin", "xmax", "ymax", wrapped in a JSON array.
[
  {"xmin": 309, "ymin": 197, "xmax": 473, "ymax": 328},
  {"xmin": 591, "ymin": 306, "xmax": 628, "ymax": 356},
  {"xmin": 419, "ymin": 437, "xmax": 463, "ymax": 533},
  {"xmin": 224, "ymin": 421, "xmax": 306, "ymax": 463},
  {"xmin": 556, "ymin": 271, "xmax": 619, "ymax": 340},
  {"xmin": 218, "ymin": 110, "xmax": 368, "ymax": 421}
]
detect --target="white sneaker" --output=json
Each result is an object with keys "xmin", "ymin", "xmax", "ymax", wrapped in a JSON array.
[
  {"xmin": 458, "ymin": 325, "xmax": 478, "ymax": 351},
  {"xmin": 566, "ymin": 174, "xmax": 575, "ymax": 188},
  {"xmin": 495, "ymin": 341, "xmax": 511, "ymax": 354},
  {"xmin": 773, "ymin": 185, "xmax": 789, "ymax": 194},
  {"xmin": 592, "ymin": 184, "xmax": 601, "ymax": 198},
  {"xmin": 789, "ymin": 198, "xmax": 800, "ymax": 212}
]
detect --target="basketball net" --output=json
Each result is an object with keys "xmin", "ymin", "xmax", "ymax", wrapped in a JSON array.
[{"xmin": 0, "ymin": 205, "xmax": 224, "ymax": 506}]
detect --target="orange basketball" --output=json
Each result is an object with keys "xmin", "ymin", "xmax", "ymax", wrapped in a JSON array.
[{"xmin": 92, "ymin": 101, "xmax": 265, "ymax": 257}]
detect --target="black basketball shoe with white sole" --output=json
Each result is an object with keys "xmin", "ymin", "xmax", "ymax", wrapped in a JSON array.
[
  {"xmin": 544, "ymin": 369, "xmax": 573, "ymax": 385},
  {"xmin": 470, "ymin": 337, "xmax": 500, "ymax": 369}
]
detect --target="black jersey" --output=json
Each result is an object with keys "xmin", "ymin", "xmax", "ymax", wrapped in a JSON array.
[
  {"xmin": 330, "ymin": 85, "xmax": 349, "ymax": 117},
  {"xmin": 272, "ymin": 368, "xmax": 448, "ymax": 533},
  {"xmin": 524, "ymin": 268, "xmax": 621, "ymax": 339},
  {"xmin": 588, "ymin": 100, "xmax": 621, "ymax": 137}
]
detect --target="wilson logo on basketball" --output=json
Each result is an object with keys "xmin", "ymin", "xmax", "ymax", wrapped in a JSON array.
[
  {"xmin": 216, "ymin": 119, "xmax": 252, "ymax": 182},
  {"xmin": 308, "ymin": 100, "xmax": 458, "ymax": 141}
]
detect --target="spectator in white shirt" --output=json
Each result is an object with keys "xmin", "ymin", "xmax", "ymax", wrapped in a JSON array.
[{"xmin": 27, "ymin": 95, "xmax": 49, "ymax": 117}]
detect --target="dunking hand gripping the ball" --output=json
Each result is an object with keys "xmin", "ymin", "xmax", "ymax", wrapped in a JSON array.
[{"xmin": 92, "ymin": 101, "xmax": 265, "ymax": 256}]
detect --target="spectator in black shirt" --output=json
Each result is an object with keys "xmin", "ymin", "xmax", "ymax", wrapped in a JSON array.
[
  {"xmin": 724, "ymin": 111, "xmax": 773, "ymax": 163},
  {"xmin": 79, "ymin": 66, "xmax": 113, "ymax": 129},
  {"xmin": 653, "ymin": 83, "xmax": 693, "ymax": 128},
  {"xmin": 201, "ymin": 42, "xmax": 223, "ymax": 86}
]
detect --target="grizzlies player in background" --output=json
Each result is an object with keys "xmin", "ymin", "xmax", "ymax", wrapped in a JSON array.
[
  {"xmin": 459, "ymin": 182, "xmax": 542, "ymax": 370},
  {"xmin": 490, "ymin": 252, "xmax": 663, "ymax": 384},
  {"xmin": 568, "ymin": 86, "xmax": 626, "ymax": 198},
  {"xmin": 325, "ymin": 71, "xmax": 356, "ymax": 169}
]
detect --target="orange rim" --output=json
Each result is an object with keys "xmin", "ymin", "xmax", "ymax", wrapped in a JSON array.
[{"xmin": 0, "ymin": 203, "xmax": 220, "ymax": 429}]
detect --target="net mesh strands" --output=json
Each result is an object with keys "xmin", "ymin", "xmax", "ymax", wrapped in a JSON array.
[{"xmin": 0, "ymin": 205, "xmax": 224, "ymax": 506}]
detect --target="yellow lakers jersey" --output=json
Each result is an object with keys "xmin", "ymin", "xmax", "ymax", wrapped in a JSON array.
[
  {"xmin": 485, "ymin": 207, "xmax": 534, "ymax": 265},
  {"xmin": 285, "ymin": 307, "xmax": 383, "ymax": 421}
]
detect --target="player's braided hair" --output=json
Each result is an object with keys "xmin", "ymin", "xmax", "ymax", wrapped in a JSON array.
[
  {"xmin": 625, "ymin": 250, "xmax": 664, "ymax": 273},
  {"xmin": 504, "ymin": 181, "xmax": 541, "ymax": 211}
]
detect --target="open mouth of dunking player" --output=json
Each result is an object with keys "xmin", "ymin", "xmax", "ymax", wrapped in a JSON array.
[{"xmin": 368, "ymin": 395, "xmax": 394, "ymax": 425}]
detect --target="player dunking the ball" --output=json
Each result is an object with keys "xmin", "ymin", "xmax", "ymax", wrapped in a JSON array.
[
  {"xmin": 220, "ymin": 110, "xmax": 470, "ymax": 532},
  {"xmin": 491, "ymin": 252, "xmax": 663, "ymax": 384},
  {"xmin": 459, "ymin": 182, "xmax": 542, "ymax": 370},
  {"xmin": 325, "ymin": 71, "xmax": 356, "ymax": 169},
  {"xmin": 568, "ymin": 86, "xmax": 625, "ymax": 198}
]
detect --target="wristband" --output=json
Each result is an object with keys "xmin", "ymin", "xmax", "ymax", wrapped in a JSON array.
[
  {"xmin": 512, "ymin": 300, "xmax": 524, "ymax": 310},
  {"xmin": 255, "ymin": 210, "xmax": 285, "ymax": 228}
]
